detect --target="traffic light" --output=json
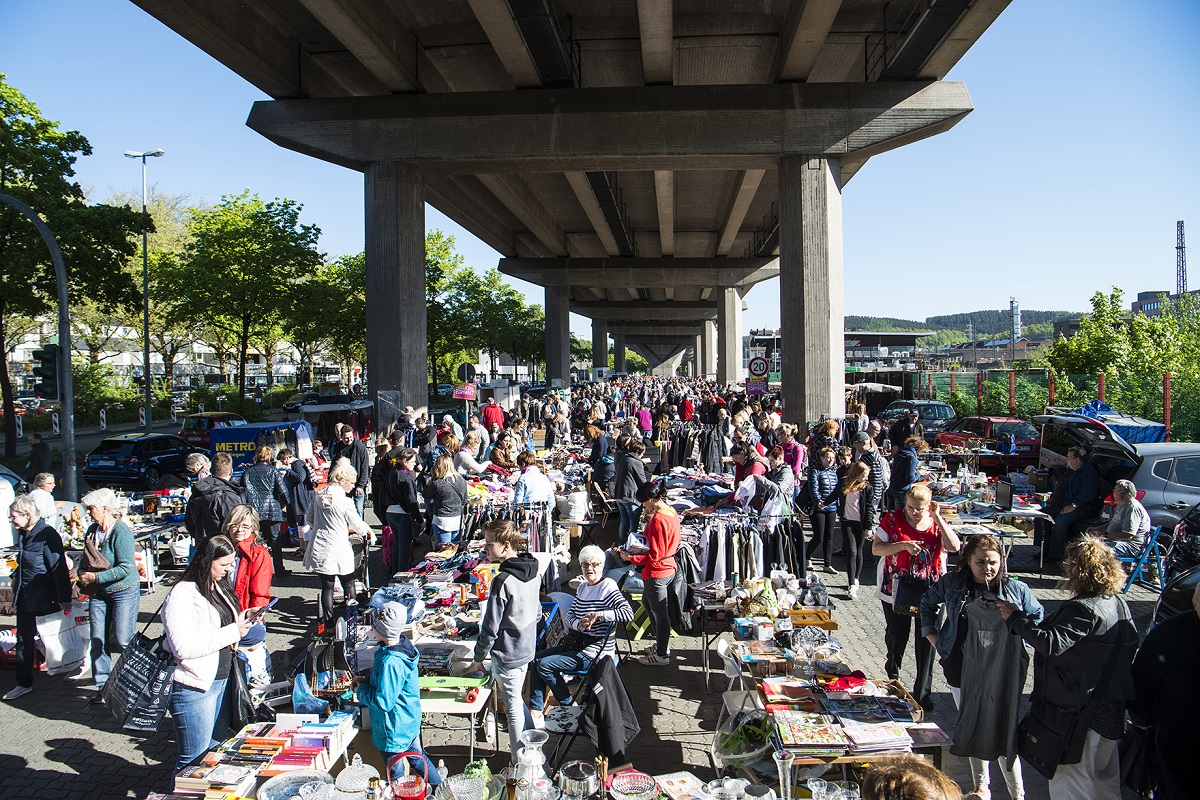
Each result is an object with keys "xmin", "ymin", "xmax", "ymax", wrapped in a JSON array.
[{"xmin": 31, "ymin": 344, "xmax": 61, "ymax": 400}]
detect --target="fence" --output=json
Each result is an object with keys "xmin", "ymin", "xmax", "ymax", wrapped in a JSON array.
[{"xmin": 912, "ymin": 370, "xmax": 1194, "ymax": 442}]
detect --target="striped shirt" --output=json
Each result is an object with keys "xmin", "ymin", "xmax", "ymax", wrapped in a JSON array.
[{"xmin": 568, "ymin": 578, "xmax": 634, "ymax": 661}]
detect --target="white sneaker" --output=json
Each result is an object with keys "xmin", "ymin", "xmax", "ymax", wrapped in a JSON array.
[
  {"xmin": 638, "ymin": 653, "xmax": 670, "ymax": 666},
  {"xmin": 848, "ymin": 582, "xmax": 859, "ymax": 600},
  {"xmin": 641, "ymin": 643, "xmax": 657, "ymax": 655},
  {"xmin": 3, "ymin": 685, "xmax": 32, "ymax": 701}
]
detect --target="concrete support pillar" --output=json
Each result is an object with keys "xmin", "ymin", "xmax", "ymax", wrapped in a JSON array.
[
  {"xmin": 649, "ymin": 350, "xmax": 686, "ymax": 377},
  {"xmin": 545, "ymin": 286, "xmax": 571, "ymax": 387},
  {"xmin": 716, "ymin": 287, "xmax": 743, "ymax": 386},
  {"xmin": 613, "ymin": 335, "xmax": 627, "ymax": 373},
  {"xmin": 701, "ymin": 320, "xmax": 716, "ymax": 379},
  {"xmin": 779, "ymin": 155, "xmax": 844, "ymax": 425},
  {"xmin": 591, "ymin": 318, "xmax": 609, "ymax": 370},
  {"xmin": 694, "ymin": 334, "xmax": 702, "ymax": 378},
  {"xmin": 365, "ymin": 162, "xmax": 426, "ymax": 422}
]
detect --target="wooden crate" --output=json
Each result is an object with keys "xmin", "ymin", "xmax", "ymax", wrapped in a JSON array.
[{"xmin": 787, "ymin": 609, "xmax": 838, "ymax": 630}]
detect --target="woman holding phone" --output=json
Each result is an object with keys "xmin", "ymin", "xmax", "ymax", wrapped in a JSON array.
[{"xmin": 162, "ymin": 536, "xmax": 260, "ymax": 773}]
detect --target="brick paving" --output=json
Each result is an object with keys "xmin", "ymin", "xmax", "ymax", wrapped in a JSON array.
[{"xmin": 0, "ymin": 510, "xmax": 1160, "ymax": 799}]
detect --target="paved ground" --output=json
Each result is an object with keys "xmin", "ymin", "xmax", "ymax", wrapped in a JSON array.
[{"xmin": 1, "ymin": 509, "xmax": 1159, "ymax": 800}]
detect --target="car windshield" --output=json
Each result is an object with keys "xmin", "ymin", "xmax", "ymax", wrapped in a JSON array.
[
  {"xmin": 921, "ymin": 405, "xmax": 953, "ymax": 420},
  {"xmin": 995, "ymin": 421, "xmax": 1038, "ymax": 439},
  {"xmin": 183, "ymin": 417, "xmax": 209, "ymax": 430},
  {"xmin": 92, "ymin": 440, "xmax": 136, "ymax": 455}
]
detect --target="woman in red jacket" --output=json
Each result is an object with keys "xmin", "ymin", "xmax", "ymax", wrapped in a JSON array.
[
  {"xmin": 222, "ymin": 505, "xmax": 275, "ymax": 682},
  {"xmin": 616, "ymin": 480, "xmax": 680, "ymax": 666}
]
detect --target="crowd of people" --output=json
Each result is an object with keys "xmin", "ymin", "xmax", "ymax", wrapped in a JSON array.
[{"xmin": 2, "ymin": 373, "xmax": 1194, "ymax": 799}]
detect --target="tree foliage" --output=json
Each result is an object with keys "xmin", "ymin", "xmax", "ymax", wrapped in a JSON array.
[
  {"xmin": 163, "ymin": 191, "xmax": 323, "ymax": 400},
  {"xmin": 0, "ymin": 73, "xmax": 145, "ymax": 456}
]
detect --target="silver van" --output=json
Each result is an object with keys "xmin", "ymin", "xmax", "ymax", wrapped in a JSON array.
[{"xmin": 1036, "ymin": 413, "xmax": 1200, "ymax": 529}]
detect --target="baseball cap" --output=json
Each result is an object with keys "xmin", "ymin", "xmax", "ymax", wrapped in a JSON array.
[
  {"xmin": 852, "ymin": 431, "xmax": 871, "ymax": 444},
  {"xmin": 907, "ymin": 408, "xmax": 919, "ymax": 416}
]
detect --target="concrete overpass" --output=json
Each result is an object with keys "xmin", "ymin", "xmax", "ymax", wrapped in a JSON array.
[{"xmin": 132, "ymin": 0, "xmax": 1003, "ymax": 424}]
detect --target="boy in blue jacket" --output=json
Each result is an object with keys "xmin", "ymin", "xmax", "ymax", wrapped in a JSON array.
[{"xmin": 354, "ymin": 603, "xmax": 440, "ymax": 785}]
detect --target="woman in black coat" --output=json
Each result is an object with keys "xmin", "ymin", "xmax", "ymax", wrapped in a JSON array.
[
  {"xmin": 280, "ymin": 447, "xmax": 316, "ymax": 556},
  {"xmin": 6, "ymin": 494, "xmax": 72, "ymax": 700},
  {"xmin": 240, "ymin": 446, "xmax": 289, "ymax": 574}
]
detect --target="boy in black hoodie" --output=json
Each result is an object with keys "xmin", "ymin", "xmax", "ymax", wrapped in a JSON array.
[{"xmin": 468, "ymin": 520, "xmax": 542, "ymax": 764}]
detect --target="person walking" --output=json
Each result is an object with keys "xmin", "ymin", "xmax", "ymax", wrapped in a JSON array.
[
  {"xmin": 921, "ymin": 535, "xmax": 1044, "ymax": 800},
  {"xmin": 806, "ymin": 446, "xmax": 841, "ymax": 574},
  {"xmin": 873, "ymin": 484, "xmax": 960, "ymax": 709},
  {"xmin": 612, "ymin": 439, "xmax": 647, "ymax": 539},
  {"xmin": 304, "ymin": 460, "xmax": 373, "ymax": 622},
  {"xmin": 4, "ymin": 495, "xmax": 72, "ymax": 701},
  {"xmin": 821, "ymin": 460, "xmax": 877, "ymax": 598},
  {"xmin": 280, "ymin": 447, "xmax": 316, "ymax": 557},
  {"xmin": 382, "ymin": 448, "xmax": 423, "ymax": 573},
  {"xmin": 998, "ymin": 538, "xmax": 1138, "ymax": 800},
  {"xmin": 76, "ymin": 488, "xmax": 141, "ymax": 703},
  {"xmin": 330, "ymin": 426, "xmax": 371, "ymax": 519},
  {"xmin": 25, "ymin": 433, "xmax": 52, "ymax": 480},
  {"xmin": 618, "ymin": 480, "xmax": 680, "ymax": 666},
  {"xmin": 162, "ymin": 535, "xmax": 257, "ymax": 773},
  {"xmin": 186, "ymin": 453, "xmax": 244, "ymax": 547},
  {"xmin": 423, "ymin": 454, "xmax": 468, "ymax": 547},
  {"xmin": 240, "ymin": 446, "xmax": 289, "ymax": 574},
  {"xmin": 468, "ymin": 520, "xmax": 542, "ymax": 764}
]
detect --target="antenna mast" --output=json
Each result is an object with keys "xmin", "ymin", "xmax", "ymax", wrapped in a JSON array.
[{"xmin": 1178, "ymin": 220, "xmax": 1188, "ymax": 296}]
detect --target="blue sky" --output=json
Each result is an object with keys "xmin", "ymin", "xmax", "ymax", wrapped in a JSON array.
[{"xmin": 3, "ymin": 0, "xmax": 1198, "ymax": 337}]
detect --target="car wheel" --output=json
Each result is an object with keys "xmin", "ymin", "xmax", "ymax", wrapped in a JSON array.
[{"xmin": 144, "ymin": 467, "xmax": 161, "ymax": 489}]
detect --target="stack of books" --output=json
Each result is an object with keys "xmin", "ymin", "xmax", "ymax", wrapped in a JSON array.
[
  {"xmin": 194, "ymin": 711, "xmax": 358, "ymax": 778},
  {"xmin": 758, "ymin": 676, "xmax": 817, "ymax": 712},
  {"xmin": 172, "ymin": 764, "xmax": 256, "ymax": 797},
  {"xmin": 772, "ymin": 709, "xmax": 850, "ymax": 757},
  {"xmin": 820, "ymin": 697, "xmax": 914, "ymax": 754}
]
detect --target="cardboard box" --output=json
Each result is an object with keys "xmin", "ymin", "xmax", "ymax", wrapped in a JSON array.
[{"xmin": 872, "ymin": 679, "xmax": 924, "ymax": 722}]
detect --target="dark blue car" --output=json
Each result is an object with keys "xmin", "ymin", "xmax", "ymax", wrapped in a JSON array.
[{"xmin": 82, "ymin": 434, "xmax": 206, "ymax": 490}]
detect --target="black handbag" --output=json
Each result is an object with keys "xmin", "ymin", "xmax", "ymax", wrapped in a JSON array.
[
  {"xmin": 102, "ymin": 602, "xmax": 176, "ymax": 732},
  {"xmin": 891, "ymin": 574, "xmax": 931, "ymax": 616},
  {"xmin": 1119, "ymin": 725, "xmax": 1156, "ymax": 797},
  {"xmin": 229, "ymin": 652, "xmax": 256, "ymax": 730}
]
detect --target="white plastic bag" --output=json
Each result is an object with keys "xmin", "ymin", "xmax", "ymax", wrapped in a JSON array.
[{"xmin": 36, "ymin": 601, "xmax": 88, "ymax": 675}]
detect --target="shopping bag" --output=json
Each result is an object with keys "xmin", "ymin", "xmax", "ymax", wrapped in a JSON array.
[
  {"xmin": 103, "ymin": 602, "xmax": 176, "ymax": 732},
  {"xmin": 35, "ymin": 602, "xmax": 88, "ymax": 675},
  {"xmin": 229, "ymin": 652, "xmax": 257, "ymax": 730}
]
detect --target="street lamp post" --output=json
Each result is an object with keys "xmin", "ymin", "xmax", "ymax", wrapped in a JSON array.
[{"xmin": 124, "ymin": 148, "xmax": 164, "ymax": 432}]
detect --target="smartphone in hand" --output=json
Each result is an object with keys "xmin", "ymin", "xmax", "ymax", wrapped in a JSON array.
[{"xmin": 245, "ymin": 597, "xmax": 280, "ymax": 624}]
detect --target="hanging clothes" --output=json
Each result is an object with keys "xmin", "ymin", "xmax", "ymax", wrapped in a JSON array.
[{"xmin": 951, "ymin": 596, "xmax": 1028, "ymax": 761}]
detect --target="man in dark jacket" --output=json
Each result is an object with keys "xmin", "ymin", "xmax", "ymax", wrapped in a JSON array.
[
  {"xmin": 1046, "ymin": 447, "xmax": 1105, "ymax": 564},
  {"xmin": 331, "ymin": 426, "xmax": 370, "ymax": 518},
  {"xmin": 184, "ymin": 452, "xmax": 243, "ymax": 546},
  {"xmin": 25, "ymin": 433, "xmax": 52, "ymax": 480},
  {"xmin": 888, "ymin": 408, "xmax": 924, "ymax": 446}
]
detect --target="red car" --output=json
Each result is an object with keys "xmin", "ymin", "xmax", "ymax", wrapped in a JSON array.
[
  {"xmin": 178, "ymin": 411, "xmax": 247, "ymax": 448},
  {"xmin": 935, "ymin": 416, "xmax": 1041, "ymax": 472}
]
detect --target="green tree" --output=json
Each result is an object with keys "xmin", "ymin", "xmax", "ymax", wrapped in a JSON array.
[
  {"xmin": 0, "ymin": 73, "xmax": 145, "ymax": 455},
  {"xmin": 281, "ymin": 274, "xmax": 333, "ymax": 388},
  {"xmin": 320, "ymin": 253, "xmax": 366, "ymax": 385},
  {"xmin": 163, "ymin": 191, "xmax": 323, "ymax": 400},
  {"xmin": 426, "ymin": 231, "xmax": 474, "ymax": 389}
]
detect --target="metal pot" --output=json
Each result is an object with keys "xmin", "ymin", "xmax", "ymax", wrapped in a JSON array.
[{"xmin": 555, "ymin": 761, "xmax": 599, "ymax": 798}]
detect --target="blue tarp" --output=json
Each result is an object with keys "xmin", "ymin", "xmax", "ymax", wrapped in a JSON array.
[{"xmin": 1071, "ymin": 400, "xmax": 1167, "ymax": 444}]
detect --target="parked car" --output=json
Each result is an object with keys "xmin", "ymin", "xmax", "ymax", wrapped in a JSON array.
[
  {"xmin": 935, "ymin": 416, "xmax": 1041, "ymax": 472},
  {"xmin": 283, "ymin": 391, "xmax": 320, "ymax": 412},
  {"xmin": 178, "ymin": 411, "xmax": 247, "ymax": 448},
  {"xmin": 1036, "ymin": 413, "xmax": 1200, "ymax": 530},
  {"xmin": 883, "ymin": 400, "xmax": 957, "ymax": 443},
  {"xmin": 82, "ymin": 434, "xmax": 207, "ymax": 489}
]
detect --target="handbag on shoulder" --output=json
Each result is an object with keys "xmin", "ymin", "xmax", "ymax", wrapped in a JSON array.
[{"xmin": 76, "ymin": 526, "xmax": 112, "ymax": 597}]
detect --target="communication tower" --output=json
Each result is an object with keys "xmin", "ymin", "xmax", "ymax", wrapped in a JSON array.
[{"xmin": 1178, "ymin": 220, "xmax": 1187, "ymax": 296}]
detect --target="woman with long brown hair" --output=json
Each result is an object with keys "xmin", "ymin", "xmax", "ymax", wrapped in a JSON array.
[
  {"xmin": 821, "ymin": 460, "xmax": 876, "ymax": 597},
  {"xmin": 921, "ymin": 535, "xmax": 1042, "ymax": 799}
]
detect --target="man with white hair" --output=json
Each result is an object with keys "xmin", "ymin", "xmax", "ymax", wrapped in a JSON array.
[{"xmin": 1087, "ymin": 478, "xmax": 1151, "ymax": 559}]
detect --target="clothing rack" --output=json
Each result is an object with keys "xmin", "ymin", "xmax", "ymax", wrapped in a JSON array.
[{"xmin": 683, "ymin": 511, "xmax": 807, "ymax": 582}]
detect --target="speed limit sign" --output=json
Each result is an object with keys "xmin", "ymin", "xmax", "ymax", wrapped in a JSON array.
[{"xmin": 748, "ymin": 356, "xmax": 769, "ymax": 378}]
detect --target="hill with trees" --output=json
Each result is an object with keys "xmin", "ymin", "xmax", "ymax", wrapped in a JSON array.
[{"xmin": 845, "ymin": 309, "xmax": 1079, "ymax": 348}]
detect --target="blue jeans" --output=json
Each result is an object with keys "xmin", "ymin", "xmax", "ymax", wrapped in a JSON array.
[
  {"xmin": 431, "ymin": 524, "xmax": 458, "ymax": 546},
  {"xmin": 1048, "ymin": 507, "xmax": 1092, "ymax": 562},
  {"xmin": 353, "ymin": 489, "xmax": 366, "ymax": 519},
  {"xmin": 492, "ymin": 656, "xmax": 533, "ymax": 762},
  {"xmin": 90, "ymin": 584, "xmax": 140, "ymax": 691},
  {"xmin": 382, "ymin": 744, "xmax": 441, "ymax": 786},
  {"xmin": 617, "ymin": 501, "xmax": 641, "ymax": 538},
  {"xmin": 529, "ymin": 646, "xmax": 591, "ymax": 711},
  {"xmin": 386, "ymin": 511, "xmax": 415, "ymax": 573},
  {"xmin": 169, "ymin": 677, "xmax": 231, "ymax": 773}
]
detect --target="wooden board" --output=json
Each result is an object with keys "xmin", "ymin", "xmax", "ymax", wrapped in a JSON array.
[{"xmin": 787, "ymin": 609, "xmax": 838, "ymax": 630}]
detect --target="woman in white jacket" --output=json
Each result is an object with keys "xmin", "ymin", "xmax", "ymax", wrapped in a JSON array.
[
  {"xmin": 163, "ymin": 535, "xmax": 256, "ymax": 773},
  {"xmin": 304, "ymin": 459, "xmax": 373, "ymax": 622}
]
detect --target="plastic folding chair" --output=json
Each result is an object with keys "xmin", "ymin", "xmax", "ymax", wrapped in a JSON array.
[
  {"xmin": 714, "ymin": 638, "xmax": 746, "ymax": 692},
  {"xmin": 1116, "ymin": 526, "xmax": 1165, "ymax": 593}
]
